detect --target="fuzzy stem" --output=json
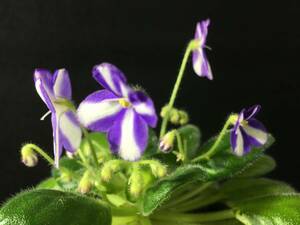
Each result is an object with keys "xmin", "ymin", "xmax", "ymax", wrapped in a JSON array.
[
  {"xmin": 82, "ymin": 128, "xmax": 99, "ymax": 167},
  {"xmin": 160, "ymin": 40, "xmax": 198, "ymax": 138},
  {"xmin": 175, "ymin": 130, "xmax": 187, "ymax": 163},
  {"xmin": 192, "ymin": 115, "xmax": 235, "ymax": 162}
]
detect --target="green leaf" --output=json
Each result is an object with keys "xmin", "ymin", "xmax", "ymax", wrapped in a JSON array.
[
  {"xmin": 235, "ymin": 155, "xmax": 276, "ymax": 178},
  {"xmin": 142, "ymin": 129, "xmax": 159, "ymax": 159},
  {"xmin": 234, "ymin": 194, "xmax": 300, "ymax": 224},
  {"xmin": 221, "ymin": 178, "xmax": 296, "ymax": 206},
  {"xmin": 141, "ymin": 149, "xmax": 267, "ymax": 216},
  {"xmin": 177, "ymin": 124, "xmax": 201, "ymax": 160},
  {"xmin": 0, "ymin": 189, "xmax": 111, "ymax": 225},
  {"xmin": 36, "ymin": 177, "xmax": 60, "ymax": 190}
]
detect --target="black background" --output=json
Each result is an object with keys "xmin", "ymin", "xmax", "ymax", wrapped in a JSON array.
[{"xmin": 0, "ymin": 0, "xmax": 299, "ymax": 202}]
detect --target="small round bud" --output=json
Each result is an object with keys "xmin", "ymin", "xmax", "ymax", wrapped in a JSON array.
[
  {"xmin": 150, "ymin": 163, "xmax": 167, "ymax": 178},
  {"xmin": 21, "ymin": 145, "xmax": 38, "ymax": 167},
  {"xmin": 100, "ymin": 160, "xmax": 122, "ymax": 182},
  {"xmin": 159, "ymin": 130, "xmax": 176, "ymax": 153},
  {"xmin": 170, "ymin": 111, "xmax": 180, "ymax": 124},
  {"xmin": 78, "ymin": 171, "xmax": 93, "ymax": 194},
  {"xmin": 160, "ymin": 105, "xmax": 171, "ymax": 118},
  {"xmin": 60, "ymin": 170, "xmax": 72, "ymax": 182},
  {"xmin": 100, "ymin": 165, "xmax": 112, "ymax": 182},
  {"xmin": 178, "ymin": 110, "xmax": 189, "ymax": 125}
]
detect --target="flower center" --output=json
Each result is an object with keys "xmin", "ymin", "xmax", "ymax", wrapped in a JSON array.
[{"xmin": 118, "ymin": 98, "xmax": 131, "ymax": 108}]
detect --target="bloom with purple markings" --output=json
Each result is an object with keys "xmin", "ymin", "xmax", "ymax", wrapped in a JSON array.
[
  {"xmin": 230, "ymin": 105, "xmax": 268, "ymax": 156},
  {"xmin": 34, "ymin": 69, "xmax": 82, "ymax": 167},
  {"xmin": 77, "ymin": 63, "xmax": 158, "ymax": 161},
  {"xmin": 192, "ymin": 19, "xmax": 213, "ymax": 80}
]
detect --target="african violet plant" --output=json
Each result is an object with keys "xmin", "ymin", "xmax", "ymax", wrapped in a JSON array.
[{"xmin": 1, "ymin": 19, "xmax": 300, "ymax": 225}]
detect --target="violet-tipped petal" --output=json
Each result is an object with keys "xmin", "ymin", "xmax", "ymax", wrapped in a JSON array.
[{"xmin": 230, "ymin": 105, "xmax": 268, "ymax": 156}]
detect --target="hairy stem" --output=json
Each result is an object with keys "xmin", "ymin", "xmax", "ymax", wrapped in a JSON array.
[
  {"xmin": 22, "ymin": 143, "xmax": 54, "ymax": 165},
  {"xmin": 160, "ymin": 40, "xmax": 198, "ymax": 138},
  {"xmin": 192, "ymin": 115, "xmax": 235, "ymax": 162}
]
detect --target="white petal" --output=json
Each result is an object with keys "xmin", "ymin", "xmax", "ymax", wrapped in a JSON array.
[{"xmin": 243, "ymin": 124, "xmax": 268, "ymax": 145}]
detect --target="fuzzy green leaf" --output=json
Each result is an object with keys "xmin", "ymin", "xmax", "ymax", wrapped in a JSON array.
[
  {"xmin": 36, "ymin": 177, "xmax": 60, "ymax": 190},
  {"xmin": 177, "ymin": 124, "xmax": 201, "ymax": 160},
  {"xmin": 221, "ymin": 178, "xmax": 296, "ymax": 206},
  {"xmin": 234, "ymin": 194, "xmax": 300, "ymax": 224},
  {"xmin": 0, "ymin": 189, "xmax": 111, "ymax": 225},
  {"xmin": 141, "ymin": 149, "xmax": 269, "ymax": 215},
  {"xmin": 235, "ymin": 155, "xmax": 276, "ymax": 178},
  {"xmin": 142, "ymin": 129, "xmax": 159, "ymax": 159}
]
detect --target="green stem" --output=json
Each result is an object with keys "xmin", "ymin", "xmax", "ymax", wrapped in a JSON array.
[
  {"xmin": 152, "ymin": 210, "xmax": 234, "ymax": 223},
  {"xmin": 192, "ymin": 115, "xmax": 235, "ymax": 162},
  {"xmin": 175, "ymin": 130, "xmax": 187, "ymax": 163},
  {"xmin": 160, "ymin": 40, "xmax": 198, "ymax": 138},
  {"xmin": 165, "ymin": 182, "xmax": 213, "ymax": 208},
  {"xmin": 23, "ymin": 143, "xmax": 54, "ymax": 165},
  {"xmin": 82, "ymin": 128, "xmax": 99, "ymax": 167}
]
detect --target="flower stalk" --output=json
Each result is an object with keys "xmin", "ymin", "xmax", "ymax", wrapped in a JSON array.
[
  {"xmin": 21, "ymin": 143, "xmax": 54, "ymax": 166},
  {"xmin": 192, "ymin": 114, "xmax": 236, "ymax": 162},
  {"xmin": 160, "ymin": 40, "xmax": 198, "ymax": 138}
]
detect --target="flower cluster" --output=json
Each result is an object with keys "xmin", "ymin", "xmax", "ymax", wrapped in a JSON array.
[{"xmin": 29, "ymin": 19, "xmax": 268, "ymax": 169}]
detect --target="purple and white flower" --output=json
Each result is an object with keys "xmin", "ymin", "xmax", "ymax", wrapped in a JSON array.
[
  {"xmin": 192, "ymin": 19, "xmax": 213, "ymax": 80},
  {"xmin": 77, "ymin": 63, "xmax": 158, "ymax": 161},
  {"xmin": 230, "ymin": 105, "xmax": 268, "ymax": 156},
  {"xmin": 34, "ymin": 69, "xmax": 82, "ymax": 167}
]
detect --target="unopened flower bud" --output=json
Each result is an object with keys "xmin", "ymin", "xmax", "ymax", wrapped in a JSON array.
[
  {"xmin": 78, "ymin": 171, "xmax": 93, "ymax": 194},
  {"xmin": 149, "ymin": 163, "xmax": 167, "ymax": 178},
  {"xmin": 170, "ymin": 111, "xmax": 180, "ymax": 124},
  {"xmin": 129, "ymin": 168, "xmax": 143, "ymax": 198},
  {"xmin": 60, "ymin": 170, "xmax": 72, "ymax": 182},
  {"xmin": 21, "ymin": 145, "xmax": 38, "ymax": 167},
  {"xmin": 178, "ymin": 110, "xmax": 189, "ymax": 125},
  {"xmin": 159, "ymin": 130, "xmax": 176, "ymax": 153},
  {"xmin": 160, "ymin": 105, "xmax": 171, "ymax": 118},
  {"xmin": 100, "ymin": 160, "xmax": 122, "ymax": 182}
]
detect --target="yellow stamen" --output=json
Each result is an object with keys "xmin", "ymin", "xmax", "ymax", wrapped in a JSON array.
[{"xmin": 118, "ymin": 98, "xmax": 131, "ymax": 108}]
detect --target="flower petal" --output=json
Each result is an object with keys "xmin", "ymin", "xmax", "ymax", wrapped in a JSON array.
[
  {"xmin": 77, "ymin": 90, "xmax": 123, "ymax": 132},
  {"xmin": 59, "ymin": 110, "xmax": 82, "ymax": 153},
  {"xmin": 108, "ymin": 109, "xmax": 148, "ymax": 161},
  {"xmin": 230, "ymin": 127, "xmax": 250, "ymax": 156},
  {"xmin": 92, "ymin": 63, "xmax": 130, "ymax": 97},
  {"xmin": 53, "ymin": 69, "xmax": 72, "ymax": 100},
  {"xmin": 244, "ymin": 105, "xmax": 261, "ymax": 120},
  {"xmin": 242, "ymin": 118, "xmax": 268, "ymax": 146},
  {"xmin": 129, "ymin": 91, "xmax": 158, "ymax": 127},
  {"xmin": 51, "ymin": 113, "xmax": 63, "ymax": 167},
  {"xmin": 195, "ymin": 19, "xmax": 210, "ymax": 45},
  {"xmin": 34, "ymin": 69, "xmax": 55, "ymax": 111},
  {"xmin": 192, "ymin": 49, "xmax": 213, "ymax": 80}
]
